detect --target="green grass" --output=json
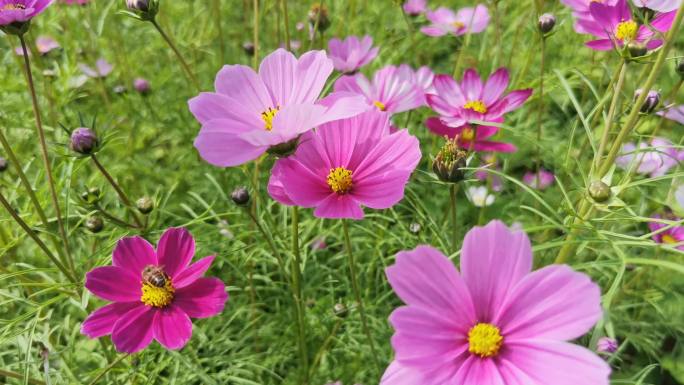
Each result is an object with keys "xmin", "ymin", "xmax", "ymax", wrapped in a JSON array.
[{"xmin": 0, "ymin": 0, "xmax": 683, "ymax": 384}]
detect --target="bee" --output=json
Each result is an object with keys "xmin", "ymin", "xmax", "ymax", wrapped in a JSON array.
[{"xmin": 142, "ymin": 265, "xmax": 167, "ymax": 288}]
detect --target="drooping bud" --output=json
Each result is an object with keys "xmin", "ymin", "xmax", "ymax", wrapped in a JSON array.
[
  {"xmin": 597, "ymin": 337, "xmax": 618, "ymax": 353},
  {"xmin": 136, "ymin": 196, "xmax": 154, "ymax": 214},
  {"xmin": 676, "ymin": 60, "xmax": 684, "ymax": 78},
  {"xmin": 627, "ymin": 42, "xmax": 647, "ymax": 58},
  {"xmin": 81, "ymin": 187, "xmax": 101, "ymax": 204},
  {"xmin": 242, "ymin": 42, "xmax": 255, "ymax": 57},
  {"xmin": 85, "ymin": 215, "xmax": 104, "ymax": 233},
  {"xmin": 0, "ymin": 157, "xmax": 8, "ymax": 173},
  {"xmin": 308, "ymin": 3, "xmax": 331, "ymax": 33},
  {"xmin": 333, "ymin": 303, "xmax": 348, "ymax": 318},
  {"xmin": 433, "ymin": 137, "xmax": 468, "ymax": 183},
  {"xmin": 634, "ymin": 89, "xmax": 660, "ymax": 114},
  {"xmin": 588, "ymin": 181, "xmax": 611, "ymax": 202},
  {"xmin": 70, "ymin": 127, "xmax": 99, "ymax": 155},
  {"xmin": 538, "ymin": 13, "xmax": 556, "ymax": 34},
  {"xmin": 231, "ymin": 186, "xmax": 250, "ymax": 206},
  {"xmin": 134, "ymin": 77, "xmax": 151, "ymax": 94}
]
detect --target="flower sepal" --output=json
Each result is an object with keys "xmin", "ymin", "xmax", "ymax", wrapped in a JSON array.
[
  {"xmin": 266, "ymin": 136, "xmax": 301, "ymax": 158},
  {"xmin": 0, "ymin": 20, "xmax": 30, "ymax": 36}
]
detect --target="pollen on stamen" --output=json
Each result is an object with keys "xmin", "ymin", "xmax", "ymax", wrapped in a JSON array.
[
  {"xmin": 141, "ymin": 280, "xmax": 175, "ymax": 307},
  {"xmin": 662, "ymin": 235, "xmax": 678, "ymax": 244},
  {"xmin": 463, "ymin": 100, "xmax": 487, "ymax": 114},
  {"xmin": 261, "ymin": 107, "xmax": 280, "ymax": 131},
  {"xmin": 468, "ymin": 323, "xmax": 504, "ymax": 358},
  {"xmin": 615, "ymin": 20, "xmax": 638, "ymax": 42},
  {"xmin": 373, "ymin": 100, "xmax": 387, "ymax": 111},
  {"xmin": 327, "ymin": 167, "xmax": 353, "ymax": 194}
]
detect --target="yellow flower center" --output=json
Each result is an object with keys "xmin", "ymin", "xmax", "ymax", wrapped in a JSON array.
[
  {"xmin": 460, "ymin": 127, "xmax": 475, "ymax": 142},
  {"xmin": 463, "ymin": 100, "xmax": 487, "ymax": 114},
  {"xmin": 452, "ymin": 21, "xmax": 465, "ymax": 29},
  {"xmin": 1, "ymin": 3, "xmax": 26, "ymax": 10},
  {"xmin": 327, "ymin": 167, "xmax": 353, "ymax": 194},
  {"xmin": 615, "ymin": 20, "xmax": 638, "ymax": 41},
  {"xmin": 468, "ymin": 323, "xmax": 504, "ymax": 358},
  {"xmin": 662, "ymin": 234, "xmax": 678, "ymax": 244},
  {"xmin": 261, "ymin": 107, "xmax": 279, "ymax": 131},
  {"xmin": 141, "ymin": 279, "xmax": 175, "ymax": 308},
  {"xmin": 373, "ymin": 100, "xmax": 386, "ymax": 111}
]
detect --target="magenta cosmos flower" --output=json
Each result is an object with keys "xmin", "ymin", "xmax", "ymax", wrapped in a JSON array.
[
  {"xmin": 632, "ymin": 0, "xmax": 682, "ymax": 12},
  {"xmin": 0, "ymin": 0, "xmax": 52, "ymax": 25},
  {"xmin": 427, "ymin": 68, "xmax": 532, "ymax": 129},
  {"xmin": 397, "ymin": 64, "xmax": 435, "ymax": 104},
  {"xmin": 403, "ymin": 0, "xmax": 426, "ymax": 16},
  {"xmin": 523, "ymin": 169, "xmax": 555, "ymax": 190},
  {"xmin": 328, "ymin": 35, "xmax": 379, "ymax": 74},
  {"xmin": 562, "ymin": 0, "xmax": 619, "ymax": 31},
  {"xmin": 381, "ymin": 221, "xmax": 610, "ymax": 385},
  {"xmin": 334, "ymin": 65, "xmax": 424, "ymax": 115},
  {"xmin": 189, "ymin": 49, "xmax": 367, "ymax": 167},
  {"xmin": 268, "ymin": 110, "xmax": 421, "ymax": 219},
  {"xmin": 82, "ymin": 228, "xmax": 228, "ymax": 353},
  {"xmin": 421, "ymin": 5, "xmax": 490, "ymax": 37},
  {"xmin": 578, "ymin": 0, "xmax": 675, "ymax": 51},
  {"xmin": 648, "ymin": 215, "xmax": 684, "ymax": 250}
]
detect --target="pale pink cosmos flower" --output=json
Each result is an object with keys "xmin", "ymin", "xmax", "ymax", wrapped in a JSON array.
[
  {"xmin": 578, "ymin": 0, "xmax": 675, "ymax": 51},
  {"xmin": 36, "ymin": 35, "xmax": 59, "ymax": 54},
  {"xmin": 0, "ymin": 0, "xmax": 53, "ymax": 25},
  {"xmin": 334, "ymin": 65, "xmax": 425, "ymax": 115},
  {"xmin": 659, "ymin": 105, "xmax": 684, "ymax": 125},
  {"xmin": 421, "ymin": 5, "xmax": 490, "ymax": 37},
  {"xmin": 403, "ymin": 0, "xmax": 427, "ymax": 16},
  {"xmin": 648, "ymin": 214, "xmax": 684, "ymax": 250},
  {"xmin": 632, "ymin": 0, "xmax": 681, "ymax": 12},
  {"xmin": 523, "ymin": 169, "xmax": 555, "ymax": 190},
  {"xmin": 82, "ymin": 228, "xmax": 228, "ymax": 353},
  {"xmin": 675, "ymin": 185, "xmax": 684, "ymax": 209},
  {"xmin": 189, "ymin": 49, "xmax": 368, "ymax": 167},
  {"xmin": 328, "ymin": 35, "xmax": 379, "ymax": 74},
  {"xmin": 268, "ymin": 110, "xmax": 421, "ymax": 220},
  {"xmin": 396, "ymin": 64, "xmax": 435, "ymax": 104},
  {"xmin": 79, "ymin": 58, "xmax": 113, "ymax": 78},
  {"xmin": 616, "ymin": 137, "xmax": 684, "ymax": 177},
  {"xmin": 381, "ymin": 221, "xmax": 610, "ymax": 385}
]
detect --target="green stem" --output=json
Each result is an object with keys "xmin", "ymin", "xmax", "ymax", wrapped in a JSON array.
[
  {"xmin": 213, "ymin": 0, "xmax": 225, "ymax": 63},
  {"xmin": 0, "ymin": 369, "xmax": 45, "ymax": 385},
  {"xmin": 291, "ymin": 207, "xmax": 309, "ymax": 384},
  {"xmin": 150, "ymin": 19, "xmax": 200, "ymax": 91},
  {"xmin": 449, "ymin": 184, "xmax": 459, "ymax": 253},
  {"xmin": 594, "ymin": 60, "xmax": 627, "ymax": 171},
  {"xmin": 86, "ymin": 354, "xmax": 128, "ymax": 385},
  {"xmin": 535, "ymin": 36, "xmax": 546, "ymax": 177},
  {"xmin": 453, "ymin": 33, "xmax": 472, "ymax": 78},
  {"xmin": 245, "ymin": 207, "xmax": 286, "ymax": 278},
  {"xmin": 90, "ymin": 154, "xmax": 144, "ymax": 228},
  {"xmin": 253, "ymin": 0, "xmax": 259, "ymax": 68},
  {"xmin": 342, "ymin": 220, "xmax": 382, "ymax": 373},
  {"xmin": 282, "ymin": 0, "xmax": 291, "ymax": 51}
]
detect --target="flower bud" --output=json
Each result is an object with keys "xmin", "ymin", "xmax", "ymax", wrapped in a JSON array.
[
  {"xmin": 136, "ymin": 196, "xmax": 154, "ymax": 214},
  {"xmin": 333, "ymin": 303, "xmax": 348, "ymax": 318},
  {"xmin": 588, "ymin": 181, "xmax": 611, "ymax": 202},
  {"xmin": 70, "ymin": 127, "xmax": 99, "ymax": 155},
  {"xmin": 538, "ymin": 13, "xmax": 556, "ymax": 34},
  {"xmin": 242, "ymin": 42, "xmax": 255, "ymax": 57},
  {"xmin": 126, "ymin": 0, "xmax": 148, "ymax": 11},
  {"xmin": 676, "ymin": 60, "xmax": 684, "ymax": 78},
  {"xmin": 0, "ymin": 157, "xmax": 8, "ymax": 173},
  {"xmin": 627, "ymin": 42, "xmax": 647, "ymax": 58},
  {"xmin": 231, "ymin": 186, "xmax": 250, "ymax": 206},
  {"xmin": 433, "ymin": 138, "xmax": 468, "ymax": 184},
  {"xmin": 113, "ymin": 85, "xmax": 127, "ymax": 94},
  {"xmin": 597, "ymin": 337, "xmax": 618, "ymax": 353},
  {"xmin": 308, "ymin": 3, "xmax": 331, "ymax": 33},
  {"xmin": 634, "ymin": 89, "xmax": 660, "ymax": 114},
  {"xmin": 134, "ymin": 77, "xmax": 151, "ymax": 94},
  {"xmin": 125, "ymin": 0, "xmax": 158, "ymax": 20},
  {"xmin": 81, "ymin": 187, "xmax": 101, "ymax": 204},
  {"xmin": 85, "ymin": 215, "xmax": 104, "ymax": 233}
]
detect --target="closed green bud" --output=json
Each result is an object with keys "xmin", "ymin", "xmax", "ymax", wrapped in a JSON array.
[
  {"xmin": 433, "ymin": 137, "xmax": 468, "ymax": 183},
  {"xmin": 81, "ymin": 187, "xmax": 101, "ymax": 204},
  {"xmin": 333, "ymin": 303, "xmax": 348, "ymax": 318},
  {"xmin": 589, "ymin": 181, "xmax": 611, "ymax": 202},
  {"xmin": 86, "ymin": 216, "xmax": 104, "ymax": 233},
  {"xmin": 136, "ymin": 196, "xmax": 154, "ymax": 214}
]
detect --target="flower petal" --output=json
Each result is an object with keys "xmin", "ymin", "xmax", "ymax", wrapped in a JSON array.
[
  {"xmin": 174, "ymin": 277, "xmax": 228, "ymax": 319},
  {"xmin": 112, "ymin": 236, "xmax": 157, "ymax": 277},
  {"xmin": 156, "ymin": 228, "xmax": 195, "ymax": 280},
  {"xmin": 291, "ymin": 50, "xmax": 334, "ymax": 104},
  {"xmin": 380, "ymin": 361, "xmax": 428, "ymax": 385},
  {"xmin": 313, "ymin": 194, "xmax": 365, "ymax": 219},
  {"xmin": 111, "ymin": 305, "xmax": 156, "ymax": 353},
  {"xmin": 258, "ymin": 48, "xmax": 297, "ymax": 106},
  {"xmin": 153, "ymin": 305, "xmax": 193, "ymax": 350},
  {"xmin": 81, "ymin": 302, "xmax": 140, "ymax": 339},
  {"xmin": 174, "ymin": 255, "xmax": 215, "ymax": 288},
  {"xmin": 453, "ymin": 356, "xmax": 505, "ymax": 385},
  {"xmin": 194, "ymin": 119, "xmax": 267, "ymax": 167},
  {"xmin": 85, "ymin": 266, "xmax": 141, "ymax": 302},
  {"xmin": 482, "ymin": 68, "xmax": 509, "ymax": 105},
  {"xmin": 214, "ymin": 64, "xmax": 273, "ymax": 114}
]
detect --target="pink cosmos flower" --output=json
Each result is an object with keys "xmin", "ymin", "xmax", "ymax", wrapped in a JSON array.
[
  {"xmin": 403, "ymin": 0, "xmax": 426, "ymax": 16},
  {"xmin": 189, "ymin": 49, "xmax": 367, "ymax": 167},
  {"xmin": 79, "ymin": 58, "xmax": 113, "ymax": 78},
  {"xmin": 523, "ymin": 169, "xmax": 555, "ymax": 190},
  {"xmin": 381, "ymin": 221, "xmax": 610, "ymax": 385},
  {"xmin": 82, "ymin": 228, "xmax": 228, "ymax": 353},
  {"xmin": 632, "ymin": 0, "xmax": 682, "ymax": 12},
  {"xmin": 268, "ymin": 110, "xmax": 421, "ymax": 219},
  {"xmin": 616, "ymin": 137, "xmax": 684, "ymax": 177},
  {"xmin": 659, "ymin": 105, "xmax": 684, "ymax": 125},
  {"xmin": 396, "ymin": 64, "xmax": 435, "ymax": 104},
  {"xmin": 578, "ymin": 0, "xmax": 675, "ymax": 51},
  {"xmin": 597, "ymin": 337, "xmax": 619, "ymax": 353},
  {"xmin": 328, "ymin": 35, "xmax": 379, "ymax": 74},
  {"xmin": 0, "ymin": 0, "xmax": 52, "ymax": 25},
  {"xmin": 36, "ymin": 35, "xmax": 59, "ymax": 54},
  {"xmin": 334, "ymin": 65, "xmax": 424, "ymax": 115},
  {"xmin": 421, "ymin": 5, "xmax": 490, "ymax": 37},
  {"xmin": 562, "ymin": 0, "xmax": 619, "ymax": 29},
  {"xmin": 648, "ymin": 214, "xmax": 684, "ymax": 250},
  {"xmin": 426, "ymin": 117, "xmax": 514, "ymax": 153},
  {"xmin": 427, "ymin": 68, "xmax": 532, "ymax": 130}
]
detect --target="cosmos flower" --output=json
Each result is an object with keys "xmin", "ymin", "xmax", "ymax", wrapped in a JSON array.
[
  {"xmin": 268, "ymin": 110, "xmax": 421, "ymax": 220},
  {"xmin": 134, "ymin": 77, "xmax": 151, "ymax": 94},
  {"xmin": 427, "ymin": 68, "xmax": 532, "ymax": 130},
  {"xmin": 425, "ymin": 117, "xmax": 515, "ymax": 153},
  {"xmin": 189, "ymin": 49, "xmax": 368, "ymax": 167},
  {"xmin": 658, "ymin": 105, "xmax": 684, "ymax": 125},
  {"xmin": 0, "ymin": 0, "xmax": 53, "ymax": 26},
  {"xmin": 381, "ymin": 221, "xmax": 610, "ymax": 385},
  {"xmin": 465, "ymin": 185, "xmax": 495, "ymax": 207},
  {"xmin": 578, "ymin": 0, "xmax": 675, "ymax": 51},
  {"xmin": 328, "ymin": 35, "xmax": 379, "ymax": 74},
  {"xmin": 36, "ymin": 35, "xmax": 59, "ymax": 54},
  {"xmin": 79, "ymin": 58, "xmax": 113, "ymax": 78},
  {"xmin": 334, "ymin": 65, "xmax": 424, "ymax": 115},
  {"xmin": 676, "ymin": 185, "xmax": 684, "ymax": 208},
  {"xmin": 632, "ymin": 0, "xmax": 682, "ymax": 12},
  {"xmin": 597, "ymin": 337, "xmax": 619, "ymax": 353},
  {"xmin": 561, "ymin": 0, "xmax": 619, "ymax": 33},
  {"xmin": 523, "ymin": 169, "xmax": 555, "ymax": 190},
  {"xmin": 420, "ymin": 5, "xmax": 490, "ymax": 37},
  {"xmin": 403, "ymin": 0, "xmax": 426, "ymax": 16},
  {"xmin": 396, "ymin": 64, "xmax": 435, "ymax": 104},
  {"xmin": 82, "ymin": 228, "xmax": 228, "ymax": 353},
  {"xmin": 616, "ymin": 137, "xmax": 684, "ymax": 177},
  {"xmin": 648, "ymin": 214, "xmax": 684, "ymax": 250}
]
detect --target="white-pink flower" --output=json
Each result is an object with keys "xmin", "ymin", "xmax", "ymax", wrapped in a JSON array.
[{"xmin": 421, "ymin": 5, "xmax": 490, "ymax": 37}]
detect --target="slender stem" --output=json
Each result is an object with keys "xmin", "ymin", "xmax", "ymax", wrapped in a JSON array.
[
  {"xmin": 449, "ymin": 184, "xmax": 459, "ymax": 253},
  {"xmin": 90, "ymin": 154, "xmax": 144, "ymax": 228},
  {"xmin": 213, "ymin": 0, "xmax": 225, "ymax": 63},
  {"xmin": 150, "ymin": 19, "xmax": 200, "ymax": 91},
  {"xmin": 291, "ymin": 207, "xmax": 309, "ymax": 384},
  {"xmin": 453, "ymin": 33, "xmax": 472, "ymax": 78},
  {"xmin": 281, "ymin": 0, "xmax": 291, "ymax": 51},
  {"xmin": 308, "ymin": 319, "xmax": 343, "ymax": 379},
  {"xmin": 86, "ymin": 354, "xmax": 128, "ymax": 385},
  {"xmin": 307, "ymin": 0, "xmax": 325, "ymax": 50},
  {"xmin": 253, "ymin": 0, "xmax": 259, "ymax": 68},
  {"xmin": 0, "ymin": 370, "xmax": 45, "ymax": 385},
  {"xmin": 594, "ymin": 60, "xmax": 627, "ymax": 171},
  {"xmin": 18, "ymin": 35, "xmax": 74, "ymax": 273},
  {"xmin": 535, "ymin": 36, "xmax": 546, "ymax": 177},
  {"xmin": 0, "ymin": 190, "xmax": 76, "ymax": 284},
  {"xmin": 94, "ymin": 204, "xmax": 139, "ymax": 229},
  {"xmin": 245, "ymin": 208, "xmax": 286, "ymax": 277},
  {"xmin": 341, "ymin": 220, "xmax": 382, "ymax": 373}
]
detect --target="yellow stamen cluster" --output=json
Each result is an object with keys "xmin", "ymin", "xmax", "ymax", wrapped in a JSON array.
[
  {"xmin": 1, "ymin": 3, "xmax": 27, "ymax": 10},
  {"xmin": 327, "ymin": 167, "xmax": 353, "ymax": 194},
  {"xmin": 141, "ymin": 280, "xmax": 175, "ymax": 308},
  {"xmin": 463, "ymin": 100, "xmax": 488, "ymax": 114},
  {"xmin": 373, "ymin": 100, "xmax": 387, "ymax": 111},
  {"xmin": 452, "ymin": 21, "xmax": 465, "ymax": 29},
  {"xmin": 468, "ymin": 323, "xmax": 504, "ymax": 358},
  {"xmin": 662, "ymin": 234, "xmax": 678, "ymax": 244},
  {"xmin": 261, "ymin": 107, "xmax": 280, "ymax": 131},
  {"xmin": 615, "ymin": 20, "xmax": 638, "ymax": 41}
]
